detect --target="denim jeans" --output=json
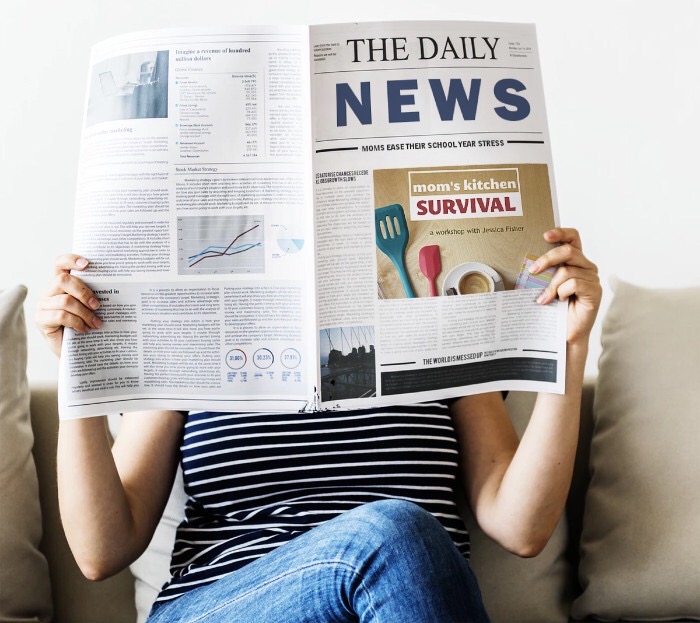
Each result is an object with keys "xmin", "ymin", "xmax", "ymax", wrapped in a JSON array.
[{"xmin": 147, "ymin": 499, "xmax": 491, "ymax": 623}]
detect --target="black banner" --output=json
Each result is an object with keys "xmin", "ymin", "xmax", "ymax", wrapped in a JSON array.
[{"xmin": 381, "ymin": 357, "xmax": 557, "ymax": 395}]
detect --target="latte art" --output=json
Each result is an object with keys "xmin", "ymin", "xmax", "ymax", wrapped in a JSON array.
[{"xmin": 458, "ymin": 271, "xmax": 493, "ymax": 294}]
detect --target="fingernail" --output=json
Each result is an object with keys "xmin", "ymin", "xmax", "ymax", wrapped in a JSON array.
[
  {"xmin": 529, "ymin": 262, "xmax": 540, "ymax": 274},
  {"xmin": 88, "ymin": 297, "xmax": 100, "ymax": 310},
  {"xmin": 76, "ymin": 257, "xmax": 88, "ymax": 268},
  {"xmin": 92, "ymin": 316, "xmax": 102, "ymax": 328},
  {"xmin": 537, "ymin": 291, "xmax": 547, "ymax": 304}
]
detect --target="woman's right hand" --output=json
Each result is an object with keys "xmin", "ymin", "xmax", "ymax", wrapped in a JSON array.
[{"xmin": 36, "ymin": 254, "xmax": 103, "ymax": 358}]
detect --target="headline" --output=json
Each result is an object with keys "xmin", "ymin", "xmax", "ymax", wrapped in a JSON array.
[
  {"xmin": 336, "ymin": 34, "xmax": 530, "ymax": 127},
  {"xmin": 175, "ymin": 47, "xmax": 251, "ymax": 62}
]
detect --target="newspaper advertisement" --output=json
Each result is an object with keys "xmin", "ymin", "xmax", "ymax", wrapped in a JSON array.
[{"xmin": 59, "ymin": 22, "xmax": 566, "ymax": 419}]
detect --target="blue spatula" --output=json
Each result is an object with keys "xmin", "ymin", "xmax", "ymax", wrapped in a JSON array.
[{"xmin": 375, "ymin": 204, "xmax": 415, "ymax": 298}]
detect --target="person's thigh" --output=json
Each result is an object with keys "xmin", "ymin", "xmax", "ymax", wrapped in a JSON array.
[{"xmin": 148, "ymin": 499, "xmax": 490, "ymax": 623}]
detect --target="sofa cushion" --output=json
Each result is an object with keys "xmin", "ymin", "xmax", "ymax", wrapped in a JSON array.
[
  {"xmin": 571, "ymin": 279, "xmax": 700, "ymax": 620},
  {"xmin": 0, "ymin": 285, "xmax": 53, "ymax": 622}
]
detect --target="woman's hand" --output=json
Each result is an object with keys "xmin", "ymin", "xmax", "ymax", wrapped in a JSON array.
[
  {"xmin": 529, "ymin": 228, "xmax": 602, "ymax": 346},
  {"xmin": 35, "ymin": 254, "xmax": 102, "ymax": 358}
]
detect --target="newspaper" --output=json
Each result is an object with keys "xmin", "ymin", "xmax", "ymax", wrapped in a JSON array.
[{"xmin": 59, "ymin": 21, "xmax": 567, "ymax": 419}]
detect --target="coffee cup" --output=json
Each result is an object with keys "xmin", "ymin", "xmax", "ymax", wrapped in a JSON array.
[
  {"xmin": 457, "ymin": 270, "xmax": 495, "ymax": 294},
  {"xmin": 442, "ymin": 262, "xmax": 503, "ymax": 296}
]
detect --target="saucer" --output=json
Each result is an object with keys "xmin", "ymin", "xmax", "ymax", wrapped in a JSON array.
[{"xmin": 442, "ymin": 262, "xmax": 504, "ymax": 295}]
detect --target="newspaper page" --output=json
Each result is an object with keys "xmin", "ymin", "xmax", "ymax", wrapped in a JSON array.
[
  {"xmin": 59, "ymin": 27, "xmax": 318, "ymax": 418},
  {"xmin": 310, "ymin": 21, "xmax": 567, "ymax": 409},
  {"xmin": 59, "ymin": 21, "xmax": 567, "ymax": 419}
]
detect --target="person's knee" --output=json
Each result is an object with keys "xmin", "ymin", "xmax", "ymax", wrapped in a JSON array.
[
  {"xmin": 344, "ymin": 500, "xmax": 475, "ymax": 593},
  {"xmin": 350, "ymin": 499, "xmax": 445, "ymax": 546},
  {"xmin": 359, "ymin": 498, "xmax": 431, "ymax": 523}
]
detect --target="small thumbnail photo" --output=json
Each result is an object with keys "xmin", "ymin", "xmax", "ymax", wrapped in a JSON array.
[
  {"xmin": 320, "ymin": 326, "xmax": 376, "ymax": 402},
  {"xmin": 86, "ymin": 50, "xmax": 169, "ymax": 126}
]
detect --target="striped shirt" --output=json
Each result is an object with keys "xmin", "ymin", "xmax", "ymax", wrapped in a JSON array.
[{"xmin": 156, "ymin": 402, "xmax": 469, "ymax": 603}]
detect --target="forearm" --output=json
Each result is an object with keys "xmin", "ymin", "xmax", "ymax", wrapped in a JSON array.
[
  {"xmin": 38, "ymin": 258, "xmax": 181, "ymax": 578},
  {"xmin": 457, "ymin": 226, "xmax": 601, "ymax": 556},
  {"xmin": 57, "ymin": 417, "xmax": 140, "ymax": 579},
  {"xmin": 486, "ymin": 344, "xmax": 587, "ymax": 554}
]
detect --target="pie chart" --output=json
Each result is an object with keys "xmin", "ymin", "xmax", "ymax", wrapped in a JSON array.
[{"xmin": 277, "ymin": 238, "xmax": 305, "ymax": 254}]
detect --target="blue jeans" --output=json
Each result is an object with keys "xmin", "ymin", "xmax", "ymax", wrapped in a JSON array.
[{"xmin": 147, "ymin": 499, "xmax": 491, "ymax": 623}]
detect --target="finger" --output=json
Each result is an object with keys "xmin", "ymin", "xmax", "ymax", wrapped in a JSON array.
[
  {"xmin": 536, "ymin": 266, "xmax": 598, "ymax": 304},
  {"xmin": 37, "ymin": 308, "xmax": 92, "ymax": 335},
  {"xmin": 543, "ymin": 227, "xmax": 582, "ymax": 250},
  {"xmin": 44, "ymin": 272, "xmax": 101, "ymax": 311},
  {"xmin": 40, "ymin": 293, "xmax": 102, "ymax": 329},
  {"xmin": 530, "ymin": 244, "xmax": 597, "ymax": 275},
  {"xmin": 54, "ymin": 254, "xmax": 89, "ymax": 275},
  {"xmin": 552, "ymin": 275, "xmax": 602, "ymax": 305}
]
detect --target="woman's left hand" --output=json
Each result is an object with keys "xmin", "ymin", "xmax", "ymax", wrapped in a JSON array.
[{"xmin": 529, "ymin": 227, "xmax": 602, "ymax": 347}]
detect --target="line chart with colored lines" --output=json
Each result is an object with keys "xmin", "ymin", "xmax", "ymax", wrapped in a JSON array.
[{"xmin": 177, "ymin": 215, "xmax": 265, "ymax": 275}]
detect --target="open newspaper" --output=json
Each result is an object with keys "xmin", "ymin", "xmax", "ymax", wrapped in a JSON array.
[{"xmin": 59, "ymin": 21, "xmax": 567, "ymax": 419}]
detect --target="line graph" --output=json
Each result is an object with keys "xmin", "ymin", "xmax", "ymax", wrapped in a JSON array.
[
  {"xmin": 188, "ymin": 223, "xmax": 261, "ymax": 267},
  {"xmin": 178, "ymin": 215, "xmax": 265, "ymax": 275}
]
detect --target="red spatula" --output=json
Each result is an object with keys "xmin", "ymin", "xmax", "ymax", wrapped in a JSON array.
[{"xmin": 419, "ymin": 245, "xmax": 441, "ymax": 296}]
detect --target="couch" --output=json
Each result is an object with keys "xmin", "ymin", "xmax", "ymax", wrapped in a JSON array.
[{"xmin": 2, "ymin": 280, "xmax": 699, "ymax": 623}]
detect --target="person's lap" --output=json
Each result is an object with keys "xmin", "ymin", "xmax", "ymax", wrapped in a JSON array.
[{"xmin": 147, "ymin": 499, "xmax": 490, "ymax": 623}]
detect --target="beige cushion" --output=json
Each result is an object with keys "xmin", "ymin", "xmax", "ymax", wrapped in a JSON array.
[
  {"xmin": 463, "ymin": 390, "xmax": 575, "ymax": 623},
  {"xmin": 0, "ymin": 285, "xmax": 52, "ymax": 622},
  {"xmin": 572, "ymin": 279, "xmax": 700, "ymax": 620}
]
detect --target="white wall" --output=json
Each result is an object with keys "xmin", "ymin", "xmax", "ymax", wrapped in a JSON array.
[{"xmin": 2, "ymin": 0, "xmax": 698, "ymax": 382}]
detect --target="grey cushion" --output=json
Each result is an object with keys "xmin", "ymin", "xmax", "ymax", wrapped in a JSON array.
[
  {"xmin": 572, "ymin": 279, "xmax": 700, "ymax": 620},
  {"xmin": 0, "ymin": 285, "xmax": 53, "ymax": 622}
]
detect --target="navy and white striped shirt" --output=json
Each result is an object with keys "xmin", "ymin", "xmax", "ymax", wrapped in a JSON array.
[{"xmin": 156, "ymin": 402, "xmax": 469, "ymax": 602}]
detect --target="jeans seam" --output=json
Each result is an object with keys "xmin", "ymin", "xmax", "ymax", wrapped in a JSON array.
[
  {"xmin": 182, "ymin": 559, "xmax": 366, "ymax": 623},
  {"xmin": 354, "ymin": 574, "xmax": 379, "ymax": 621}
]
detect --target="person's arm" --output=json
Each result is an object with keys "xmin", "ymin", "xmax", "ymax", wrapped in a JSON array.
[
  {"xmin": 451, "ymin": 228, "xmax": 601, "ymax": 557},
  {"xmin": 37, "ymin": 255, "xmax": 184, "ymax": 579},
  {"xmin": 57, "ymin": 411, "xmax": 183, "ymax": 580}
]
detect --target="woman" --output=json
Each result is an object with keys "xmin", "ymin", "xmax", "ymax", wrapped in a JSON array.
[{"xmin": 36, "ymin": 227, "xmax": 601, "ymax": 623}]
